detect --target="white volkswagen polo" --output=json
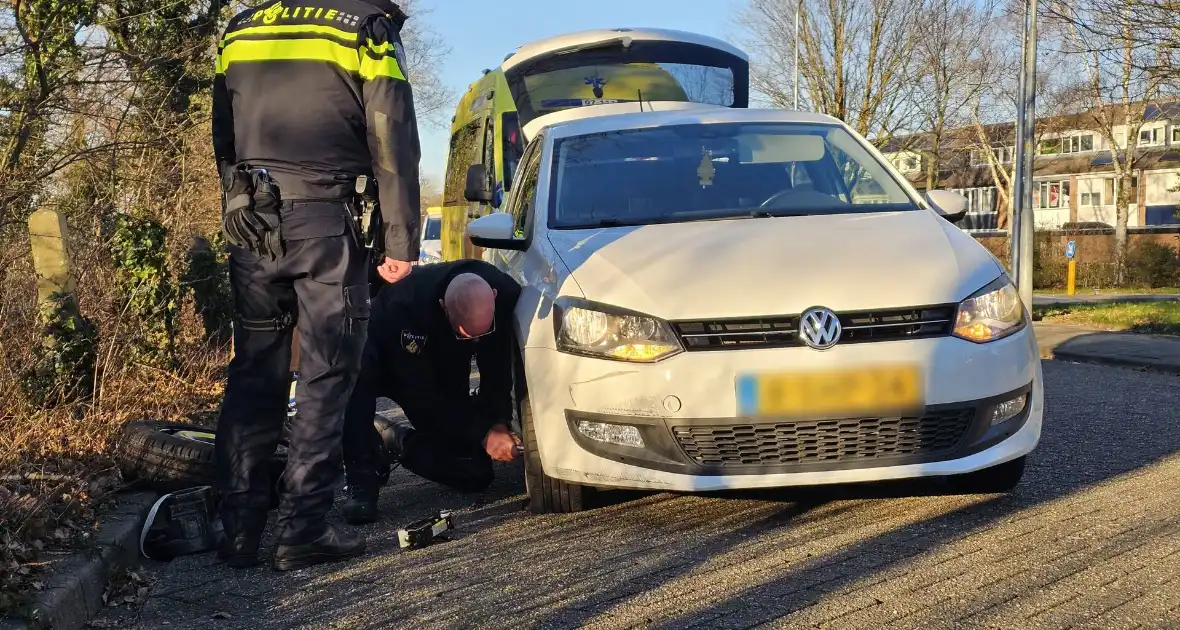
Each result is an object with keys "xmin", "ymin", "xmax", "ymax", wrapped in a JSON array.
[{"xmin": 464, "ymin": 108, "xmax": 1043, "ymax": 514}]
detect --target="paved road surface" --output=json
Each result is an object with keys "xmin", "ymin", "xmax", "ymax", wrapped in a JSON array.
[{"xmin": 107, "ymin": 361, "xmax": 1180, "ymax": 629}]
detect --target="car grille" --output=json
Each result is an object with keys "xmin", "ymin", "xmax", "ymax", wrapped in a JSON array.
[
  {"xmin": 671, "ymin": 410, "xmax": 974, "ymax": 467},
  {"xmin": 671, "ymin": 305, "xmax": 956, "ymax": 351}
]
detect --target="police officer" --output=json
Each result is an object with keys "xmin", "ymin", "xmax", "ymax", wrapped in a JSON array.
[
  {"xmin": 210, "ymin": 0, "xmax": 421, "ymax": 571},
  {"xmin": 339, "ymin": 259, "xmax": 522, "ymax": 523}
]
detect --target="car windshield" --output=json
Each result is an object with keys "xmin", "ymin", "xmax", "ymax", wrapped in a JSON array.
[
  {"xmin": 424, "ymin": 218, "xmax": 441, "ymax": 240},
  {"xmin": 505, "ymin": 39, "xmax": 748, "ymax": 129},
  {"xmin": 547, "ymin": 122, "xmax": 919, "ymax": 229}
]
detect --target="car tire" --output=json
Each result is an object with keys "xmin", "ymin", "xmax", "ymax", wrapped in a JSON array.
[
  {"xmin": 520, "ymin": 394, "xmax": 591, "ymax": 514},
  {"xmin": 946, "ymin": 455, "xmax": 1027, "ymax": 494},
  {"xmin": 114, "ymin": 420, "xmax": 287, "ymax": 505}
]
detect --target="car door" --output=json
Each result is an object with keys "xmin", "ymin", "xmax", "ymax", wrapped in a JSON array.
[{"xmin": 493, "ymin": 133, "xmax": 545, "ymax": 282}]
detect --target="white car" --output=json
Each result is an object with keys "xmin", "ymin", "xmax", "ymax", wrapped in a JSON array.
[
  {"xmin": 464, "ymin": 107, "xmax": 1043, "ymax": 514},
  {"xmin": 419, "ymin": 211, "xmax": 443, "ymax": 264}
]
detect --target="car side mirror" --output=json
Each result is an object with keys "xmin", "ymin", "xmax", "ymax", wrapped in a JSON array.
[
  {"xmin": 467, "ymin": 212, "xmax": 526, "ymax": 251},
  {"xmin": 464, "ymin": 164, "xmax": 493, "ymax": 203},
  {"xmin": 926, "ymin": 190, "xmax": 969, "ymax": 223}
]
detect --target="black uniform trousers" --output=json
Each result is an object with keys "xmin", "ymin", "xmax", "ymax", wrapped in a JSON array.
[
  {"xmin": 342, "ymin": 355, "xmax": 495, "ymax": 495},
  {"xmin": 215, "ymin": 201, "xmax": 371, "ymax": 545}
]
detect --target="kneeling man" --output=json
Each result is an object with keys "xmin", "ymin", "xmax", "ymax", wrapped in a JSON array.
[{"xmin": 341, "ymin": 259, "xmax": 522, "ymax": 523}]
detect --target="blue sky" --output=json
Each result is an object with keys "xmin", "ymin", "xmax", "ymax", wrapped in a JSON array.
[{"xmin": 413, "ymin": 0, "xmax": 738, "ymax": 187}]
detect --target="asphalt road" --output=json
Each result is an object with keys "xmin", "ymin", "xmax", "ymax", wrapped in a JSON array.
[{"xmin": 102, "ymin": 360, "xmax": 1180, "ymax": 630}]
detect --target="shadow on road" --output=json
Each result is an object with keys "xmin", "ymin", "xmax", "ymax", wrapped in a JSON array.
[{"xmin": 132, "ymin": 361, "xmax": 1180, "ymax": 630}]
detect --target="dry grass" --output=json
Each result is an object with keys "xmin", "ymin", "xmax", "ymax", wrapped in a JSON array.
[
  {"xmin": 0, "ymin": 218, "xmax": 230, "ymax": 616},
  {"xmin": 1034, "ymin": 302, "xmax": 1180, "ymax": 335}
]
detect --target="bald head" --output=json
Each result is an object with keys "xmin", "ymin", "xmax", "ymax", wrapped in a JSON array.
[{"xmin": 441, "ymin": 273, "xmax": 497, "ymax": 338}]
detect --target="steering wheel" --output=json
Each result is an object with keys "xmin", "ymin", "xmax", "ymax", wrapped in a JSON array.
[{"xmin": 759, "ymin": 188, "xmax": 801, "ymax": 209}]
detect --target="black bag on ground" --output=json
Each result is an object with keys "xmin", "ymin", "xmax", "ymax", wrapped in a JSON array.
[{"xmin": 139, "ymin": 486, "xmax": 225, "ymax": 561}]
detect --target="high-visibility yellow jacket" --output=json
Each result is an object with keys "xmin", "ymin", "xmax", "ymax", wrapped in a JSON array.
[{"xmin": 213, "ymin": 0, "xmax": 423, "ymax": 261}]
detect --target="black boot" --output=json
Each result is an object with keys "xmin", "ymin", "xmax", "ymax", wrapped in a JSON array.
[
  {"xmin": 340, "ymin": 482, "xmax": 379, "ymax": 525},
  {"xmin": 272, "ymin": 524, "xmax": 366, "ymax": 571},
  {"xmin": 216, "ymin": 510, "xmax": 266, "ymax": 569}
]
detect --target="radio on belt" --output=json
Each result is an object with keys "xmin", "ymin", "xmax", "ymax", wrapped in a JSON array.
[{"xmin": 397, "ymin": 511, "xmax": 454, "ymax": 550}]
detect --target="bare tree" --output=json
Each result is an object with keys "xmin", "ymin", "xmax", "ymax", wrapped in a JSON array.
[
  {"xmin": 392, "ymin": 0, "xmax": 454, "ymax": 130},
  {"xmin": 911, "ymin": 0, "xmax": 996, "ymax": 190},
  {"xmin": 1044, "ymin": 0, "xmax": 1180, "ymax": 85},
  {"xmin": 1048, "ymin": 0, "xmax": 1166, "ymax": 277},
  {"xmin": 958, "ymin": 5, "xmax": 1077, "ymax": 233},
  {"xmin": 737, "ymin": 0, "xmax": 923, "ymax": 140}
]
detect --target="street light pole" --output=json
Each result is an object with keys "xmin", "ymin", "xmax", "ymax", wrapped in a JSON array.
[
  {"xmin": 1010, "ymin": 0, "xmax": 1037, "ymax": 309},
  {"xmin": 794, "ymin": 0, "xmax": 800, "ymax": 110}
]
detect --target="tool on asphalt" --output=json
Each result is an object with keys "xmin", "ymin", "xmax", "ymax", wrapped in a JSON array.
[{"xmin": 397, "ymin": 511, "xmax": 455, "ymax": 550}]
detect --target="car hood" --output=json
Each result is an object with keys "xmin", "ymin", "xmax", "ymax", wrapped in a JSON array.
[{"xmin": 547, "ymin": 210, "xmax": 1005, "ymax": 320}]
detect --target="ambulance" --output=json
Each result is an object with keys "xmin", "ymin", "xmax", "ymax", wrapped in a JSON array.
[{"xmin": 439, "ymin": 28, "xmax": 751, "ymax": 261}]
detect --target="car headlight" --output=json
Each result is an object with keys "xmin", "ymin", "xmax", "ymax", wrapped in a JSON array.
[
  {"xmin": 953, "ymin": 275, "xmax": 1026, "ymax": 343},
  {"xmin": 554, "ymin": 298, "xmax": 683, "ymax": 362}
]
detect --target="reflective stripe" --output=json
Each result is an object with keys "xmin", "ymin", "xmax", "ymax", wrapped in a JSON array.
[
  {"xmin": 223, "ymin": 24, "xmax": 357, "ymax": 45},
  {"xmin": 364, "ymin": 38, "xmax": 394, "ymax": 55},
  {"xmin": 359, "ymin": 53, "xmax": 406, "ymax": 81},
  {"xmin": 219, "ymin": 38, "xmax": 361, "ymax": 73}
]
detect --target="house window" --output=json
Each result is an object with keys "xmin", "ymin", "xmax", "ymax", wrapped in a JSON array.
[
  {"xmin": 955, "ymin": 187, "xmax": 997, "ymax": 214},
  {"xmin": 894, "ymin": 155, "xmax": 919, "ymax": 172},
  {"xmin": 1078, "ymin": 178, "xmax": 1113, "ymax": 207},
  {"xmin": 1172, "ymin": 125, "xmax": 1180, "ymax": 145},
  {"xmin": 1038, "ymin": 138, "xmax": 1061, "ymax": 155},
  {"xmin": 1140, "ymin": 127, "xmax": 1164, "ymax": 147},
  {"xmin": 975, "ymin": 146, "xmax": 1015, "ymax": 165},
  {"xmin": 1034, "ymin": 180, "xmax": 1070, "ymax": 209},
  {"xmin": 1062, "ymin": 134, "xmax": 1095, "ymax": 154}
]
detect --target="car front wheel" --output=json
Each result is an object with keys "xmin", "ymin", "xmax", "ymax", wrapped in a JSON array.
[
  {"xmin": 520, "ymin": 394, "xmax": 591, "ymax": 514},
  {"xmin": 946, "ymin": 455, "xmax": 1027, "ymax": 494}
]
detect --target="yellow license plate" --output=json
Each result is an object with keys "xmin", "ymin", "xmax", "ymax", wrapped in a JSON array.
[{"xmin": 737, "ymin": 365, "xmax": 925, "ymax": 418}]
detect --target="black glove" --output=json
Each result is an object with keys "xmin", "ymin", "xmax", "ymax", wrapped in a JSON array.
[
  {"xmin": 220, "ymin": 166, "xmax": 284, "ymax": 260},
  {"xmin": 223, "ymin": 207, "xmax": 283, "ymax": 260},
  {"xmin": 221, "ymin": 164, "xmax": 254, "ymax": 216}
]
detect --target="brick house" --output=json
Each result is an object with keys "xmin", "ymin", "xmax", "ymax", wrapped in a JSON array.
[{"xmin": 878, "ymin": 100, "xmax": 1180, "ymax": 235}]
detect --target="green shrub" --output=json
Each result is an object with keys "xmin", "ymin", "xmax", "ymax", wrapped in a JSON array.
[
  {"xmin": 105, "ymin": 213, "xmax": 178, "ymax": 364},
  {"xmin": 19, "ymin": 292, "xmax": 100, "ymax": 407},
  {"xmin": 1032, "ymin": 231, "xmax": 1067, "ymax": 290},
  {"xmin": 181, "ymin": 233, "xmax": 233, "ymax": 344},
  {"xmin": 1125, "ymin": 240, "xmax": 1178, "ymax": 288}
]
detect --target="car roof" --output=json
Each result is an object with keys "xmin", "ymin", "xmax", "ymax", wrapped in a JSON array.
[
  {"xmin": 501, "ymin": 28, "xmax": 748, "ymax": 73},
  {"xmin": 538, "ymin": 107, "xmax": 847, "ymax": 140}
]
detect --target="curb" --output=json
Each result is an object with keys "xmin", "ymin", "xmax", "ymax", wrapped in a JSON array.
[
  {"xmin": 22, "ymin": 491, "xmax": 158, "ymax": 630},
  {"xmin": 1048, "ymin": 348, "xmax": 1180, "ymax": 375}
]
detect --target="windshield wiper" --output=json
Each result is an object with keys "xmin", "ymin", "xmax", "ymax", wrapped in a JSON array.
[
  {"xmin": 570, "ymin": 218, "xmax": 641, "ymax": 228},
  {"xmin": 746, "ymin": 209, "xmax": 817, "ymax": 218}
]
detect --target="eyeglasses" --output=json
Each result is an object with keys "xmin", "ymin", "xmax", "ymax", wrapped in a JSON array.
[{"xmin": 443, "ymin": 306, "xmax": 496, "ymax": 341}]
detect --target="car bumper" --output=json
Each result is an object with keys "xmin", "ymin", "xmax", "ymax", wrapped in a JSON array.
[{"xmin": 522, "ymin": 325, "xmax": 1044, "ymax": 492}]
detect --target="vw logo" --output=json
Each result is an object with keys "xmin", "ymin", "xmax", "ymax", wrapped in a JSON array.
[{"xmin": 799, "ymin": 307, "xmax": 842, "ymax": 350}]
